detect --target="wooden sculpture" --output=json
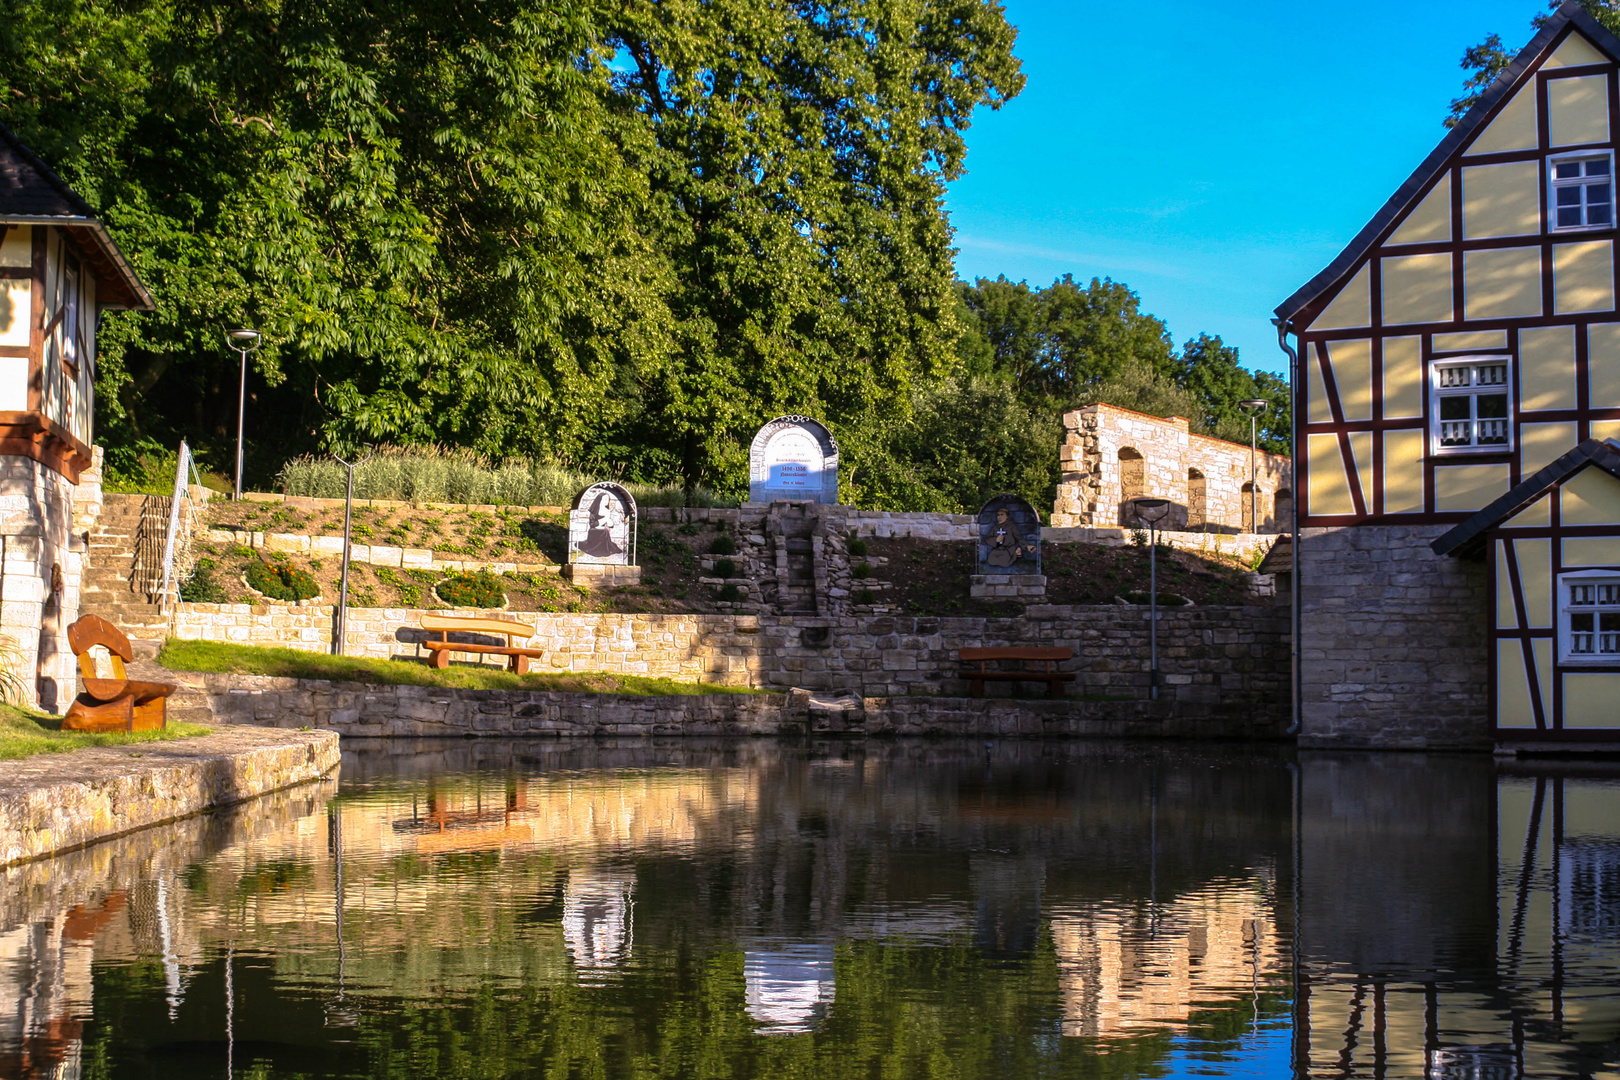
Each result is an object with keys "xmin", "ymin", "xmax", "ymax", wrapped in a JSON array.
[{"xmin": 62, "ymin": 614, "xmax": 176, "ymax": 732}]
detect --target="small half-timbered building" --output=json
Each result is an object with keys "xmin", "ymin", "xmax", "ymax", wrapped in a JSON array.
[
  {"xmin": 0, "ymin": 123, "xmax": 152, "ymax": 708},
  {"xmin": 1275, "ymin": 1, "xmax": 1620, "ymax": 746}
]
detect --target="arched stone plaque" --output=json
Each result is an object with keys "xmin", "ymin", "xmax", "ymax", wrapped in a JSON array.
[
  {"xmin": 568, "ymin": 482, "xmax": 636, "ymax": 566},
  {"xmin": 976, "ymin": 494, "xmax": 1041, "ymax": 576},
  {"xmin": 749, "ymin": 416, "xmax": 839, "ymax": 504}
]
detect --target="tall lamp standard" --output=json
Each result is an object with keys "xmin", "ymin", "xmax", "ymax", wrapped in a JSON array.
[
  {"xmin": 226, "ymin": 329, "xmax": 262, "ymax": 500},
  {"xmin": 1239, "ymin": 398, "xmax": 1269, "ymax": 532},
  {"xmin": 1133, "ymin": 497, "xmax": 1170, "ymax": 700}
]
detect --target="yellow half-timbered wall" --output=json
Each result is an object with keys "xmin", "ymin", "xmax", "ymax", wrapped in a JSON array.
[
  {"xmin": 1296, "ymin": 26, "xmax": 1620, "ymax": 527},
  {"xmin": 1491, "ymin": 464, "xmax": 1620, "ymax": 734}
]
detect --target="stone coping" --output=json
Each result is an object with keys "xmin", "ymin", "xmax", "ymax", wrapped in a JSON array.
[{"xmin": 0, "ymin": 726, "xmax": 340, "ymax": 867}]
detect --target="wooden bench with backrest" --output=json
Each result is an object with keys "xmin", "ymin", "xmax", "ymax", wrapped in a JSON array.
[
  {"xmin": 419, "ymin": 613, "xmax": 545, "ymax": 674},
  {"xmin": 63, "ymin": 614, "xmax": 177, "ymax": 732},
  {"xmin": 958, "ymin": 646, "xmax": 1076, "ymax": 699}
]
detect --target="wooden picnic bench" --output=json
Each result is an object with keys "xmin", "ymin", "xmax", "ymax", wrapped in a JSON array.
[
  {"xmin": 62, "ymin": 614, "xmax": 176, "ymax": 732},
  {"xmin": 420, "ymin": 613, "xmax": 545, "ymax": 674},
  {"xmin": 958, "ymin": 646, "xmax": 1076, "ymax": 699}
]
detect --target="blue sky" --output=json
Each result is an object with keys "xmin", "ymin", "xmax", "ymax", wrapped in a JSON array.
[{"xmin": 945, "ymin": 0, "xmax": 1547, "ymax": 375}]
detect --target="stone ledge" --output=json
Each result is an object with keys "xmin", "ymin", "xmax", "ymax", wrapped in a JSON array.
[{"xmin": 0, "ymin": 726, "xmax": 341, "ymax": 867}]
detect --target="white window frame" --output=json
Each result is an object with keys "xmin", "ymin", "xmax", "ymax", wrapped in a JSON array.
[
  {"xmin": 1429, "ymin": 355, "xmax": 1513, "ymax": 455},
  {"xmin": 1557, "ymin": 568, "xmax": 1620, "ymax": 666},
  {"xmin": 1549, "ymin": 150, "xmax": 1615, "ymax": 233}
]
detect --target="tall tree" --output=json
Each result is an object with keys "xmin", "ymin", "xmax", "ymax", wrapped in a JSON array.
[{"xmin": 1448, "ymin": 1, "xmax": 1620, "ymax": 125}]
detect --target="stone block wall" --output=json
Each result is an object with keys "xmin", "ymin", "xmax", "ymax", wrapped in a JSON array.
[
  {"xmin": 0, "ymin": 448, "xmax": 100, "ymax": 710},
  {"xmin": 169, "ymin": 602, "xmax": 1289, "ymax": 718},
  {"xmin": 1052, "ymin": 404, "xmax": 1291, "ymax": 533},
  {"xmin": 1299, "ymin": 524, "xmax": 1491, "ymax": 750}
]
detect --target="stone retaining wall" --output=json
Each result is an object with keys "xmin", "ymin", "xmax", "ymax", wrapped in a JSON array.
[
  {"xmin": 0, "ymin": 726, "xmax": 341, "ymax": 867},
  {"xmin": 170, "ymin": 604, "xmax": 1289, "ymax": 713},
  {"xmin": 185, "ymin": 673, "xmax": 1285, "ymax": 739}
]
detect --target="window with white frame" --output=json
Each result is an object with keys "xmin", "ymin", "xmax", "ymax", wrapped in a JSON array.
[
  {"xmin": 1431, "ymin": 357, "xmax": 1511, "ymax": 452},
  {"xmin": 1559, "ymin": 570, "xmax": 1620, "ymax": 664},
  {"xmin": 1551, "ymin": 152, "xmax": 1614, "ymax": 231}
]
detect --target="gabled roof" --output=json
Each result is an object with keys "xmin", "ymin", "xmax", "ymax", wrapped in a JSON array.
[
  {"xmin": 1276, "ymin": 0, "xmax": 1620, "ymax": 326},
  {"xmin": 0, "ymin": 121, "xmax": 153, "ymax": 310},
  {"xmin": 1431, "ymin": 439, "xmax": 1620, "ymax": 557}
]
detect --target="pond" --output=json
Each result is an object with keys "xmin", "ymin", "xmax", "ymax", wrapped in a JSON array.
[{"xmin": 1, "ymin": 740, "xmax": 1615, "ymax": 1079}]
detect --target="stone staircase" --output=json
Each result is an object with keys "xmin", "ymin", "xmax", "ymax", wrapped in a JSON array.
[{"xmin": 79, "ymin": 493, "xmax": 216, "ymax": 723}]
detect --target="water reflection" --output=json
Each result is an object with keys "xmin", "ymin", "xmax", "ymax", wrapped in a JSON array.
[{"xmin": 0, "ymin": 740, "xmax": 1615, "ymax": 1078}]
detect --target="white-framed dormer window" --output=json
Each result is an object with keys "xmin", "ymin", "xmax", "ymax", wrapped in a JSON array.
[
  {"xmin": 1551, "ymin": 152, "xmax": 1614, "ymax": 231},
  {"xmin": 1559, "ymin": 569, "xmax": 1620, "ymax": 664},
  {"xmin": 1431, "ymin": 356, "xmax": 1511, "ymax": 453}
]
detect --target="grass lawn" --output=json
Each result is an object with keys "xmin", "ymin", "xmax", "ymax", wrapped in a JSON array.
[
  {"xmin": 158, "ymin": 639, "xmax": 769, "ymax": 696},
  {"xmin": 0, "ymin": 705, "xmax": 211, "ymax": 761}
]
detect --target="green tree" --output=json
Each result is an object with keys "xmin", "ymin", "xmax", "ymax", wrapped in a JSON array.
[
  {"xmin": 1175, "ymin": 333, "xmax": 1290, "ymax": 453},
  {"xmin": 1448, "ymin": 1, "xmax": 1620, "ymax": 125}
]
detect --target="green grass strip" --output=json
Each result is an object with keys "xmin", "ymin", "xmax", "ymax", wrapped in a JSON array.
[
  {"xmin": 158, "ymin": 639, "xmax": 769, "ymax": 696},
  {"xmin": 0, "ymin": 705, "xmax": 211, "ymax": 761}
]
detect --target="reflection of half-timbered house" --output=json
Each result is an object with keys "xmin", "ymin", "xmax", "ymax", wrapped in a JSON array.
[
  {"xmin": 1275, "ymin": 2, "xmax": 1620, "ymax": 746},
  {"xmin": 0, "ymin": 124, "xmax": 152, "ymax": 708}
]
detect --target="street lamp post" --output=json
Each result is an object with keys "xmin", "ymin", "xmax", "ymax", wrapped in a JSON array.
[
  {"xmin": 1239, "ymin": 398, "xmax": 1268, "ymax": 533},
  {"xmin": 332, "ymin": 454, "xmax": 357, "ymax": 655},
  {"xmin": 1133, "ymin": 497, "xmax": 1170, "ymax": 700},
  {"xmin": 226, "ymin": 329, "xmax": 262, "ymax": 500}
]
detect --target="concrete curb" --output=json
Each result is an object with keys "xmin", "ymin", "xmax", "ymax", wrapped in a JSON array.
[{"xmin": 0, "ymin": 726, "xmax": 340, "ymax": 867}]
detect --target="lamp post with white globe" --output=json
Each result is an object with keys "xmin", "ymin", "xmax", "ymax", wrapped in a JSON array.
[{"xmin": 226, "ymin": 329, "xmax": 262, "ymax": 500}]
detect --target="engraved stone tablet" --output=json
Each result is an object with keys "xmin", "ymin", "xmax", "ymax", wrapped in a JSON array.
[
  {"xmin": 568, "ymin": 482, "xmax": 636, "ymax": 565},
  {"xmin": 749, "ymin": 415, "xmax": 839, "ymax": 504},
  {"xmin": 976, "ymin": 494, "xmax": 1041, "ymax": 576}
]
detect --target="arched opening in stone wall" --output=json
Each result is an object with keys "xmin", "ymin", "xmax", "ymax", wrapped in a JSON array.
[
  {"xmin": 1274, "ymin": 489, "xmax": 1292, "ymax": 534},
  {"xmin": 1187, "ymin": 469, "xmax": 1206, "ymax": 531},
  {"xmin": 1118, "ymin": 447, "xmax": 1145, "ymax": 525},
  {"xmin": 1241, "ymin": 482, "xmax": 1256, "ymax": 533}
]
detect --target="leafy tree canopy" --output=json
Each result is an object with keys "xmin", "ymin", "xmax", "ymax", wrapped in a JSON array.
[{"xmin": 1448, "ymin": 1, "xmax": 1620, "ymax": 125}]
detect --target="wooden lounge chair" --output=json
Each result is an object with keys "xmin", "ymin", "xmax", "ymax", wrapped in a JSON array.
[
  {"xmin": 62, "ymin": 614, "xmax": 177, "ymax": 732},
  {"xmin": 419, "ymin": 613, "xmax": 545, "ymax": 674}
]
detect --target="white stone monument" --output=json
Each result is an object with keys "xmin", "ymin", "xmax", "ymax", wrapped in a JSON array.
[
  {"xmin": 748, "ymin": 416, "xmax": 839, "ymax": 504},
  {"xmin": 565, "ymin": 482, "xmax": 639, "ymax": 586}
]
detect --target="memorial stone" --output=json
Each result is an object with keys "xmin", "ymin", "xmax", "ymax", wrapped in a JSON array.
[
  {"xmin": 566, "ymin": 482, "xmax": 640, "ymax": 586},
  {"xmin": 972, "ymin": 494, "xmax": 1045, "ymax": 600},
  {"xmin": 749, "ymin": 416, "xmax": 839, "ymax": 504}
]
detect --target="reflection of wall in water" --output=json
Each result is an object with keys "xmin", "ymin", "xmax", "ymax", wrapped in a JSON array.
[{"xmin": 1050, "ymin": 876, "xmax": 1280, "ymax": 1038}]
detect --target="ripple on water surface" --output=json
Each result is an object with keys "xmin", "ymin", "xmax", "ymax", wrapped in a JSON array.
[{"xmin": 0, "ymin": 739, "xmax": 1616, "ymax": 1078}]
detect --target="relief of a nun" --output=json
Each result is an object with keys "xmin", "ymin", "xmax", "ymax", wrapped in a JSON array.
[{"xmin": 578, "ymin": 493, "xmax": 626, "ymax": 560}]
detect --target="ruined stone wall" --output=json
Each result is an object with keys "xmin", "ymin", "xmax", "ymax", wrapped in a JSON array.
[
  {"xmin": 1298, "ymin": 524, "xmax": 1491, "ymax": 750},
  {"xmin": 170, "ymin": 603, "xmax": 1289, "ymax": 717},
  {"xmin": 0, "ymin": 448, "xmax": 100, "ymax": 711},
  {"xmin": 1052, "ymin": 404, "xmax": 1291, "ymax": 533}
]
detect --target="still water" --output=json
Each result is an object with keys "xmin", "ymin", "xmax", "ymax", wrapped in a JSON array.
[{"xmin": 1, "ymin": 740, "xmax": 1616, "ymax": 1079}]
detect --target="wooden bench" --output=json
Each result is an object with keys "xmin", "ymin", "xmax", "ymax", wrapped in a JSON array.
[
  {"xmin": 62, "ymin": 614, "xmax": 177, "ymax": 732},
  {"xmin": 958, "ymin": 646, "xmax": 1076, "ymax": 699},
  {"xmin": 420, "ymin": 614, "xmax": 545, "ymax": 674}
]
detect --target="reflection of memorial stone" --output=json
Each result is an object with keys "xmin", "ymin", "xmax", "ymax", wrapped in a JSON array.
[
  {"xmin": 744, "ymin": 943, "xmax": 835, "ymax": 1033},
  {"xmin": 972, "ymin": 494, "xmax": 1045, "ymax": 600},
  {"xmin": 563, "ymin": 869, "xmax": 635, "ymax": 980},
  {"xmin": 565, "ymin": 482, "xmax": 640, "ymax": 587},
  {"xmin": 749, "ymin": 416, "xmax": 839, "ymax": 504}
]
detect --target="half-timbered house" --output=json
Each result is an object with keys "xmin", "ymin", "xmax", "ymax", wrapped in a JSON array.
[
  {"xmin": 0, "ymin": 123, "xmax": 152, "ymax": 708},
  {"xmin": 1275, "ymin": 1, "xmax": 1620, "ymax": 746}
]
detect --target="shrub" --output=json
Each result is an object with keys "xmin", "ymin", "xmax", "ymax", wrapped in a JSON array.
[
  {"xmin": 846, "ymin": 537, "xmax": 869, "ymax": 557},
  {"xmin": 180, "ymin": 558, "xmax": 228, "ymax": 603},
  {"xmin": 1130, "ymin": 528, "xmax": 1149, "ymax": 547},
  {"xmin": 246, "ymin": 560, "xmax": 321, "ymax": 602},
  {"xmin": 436, "ymin": 571, "xmax": 506, "ymax": 608},
  {"xmin": 716, "ymin": 583, "xmax": 742, "ymax": 603},
  {"xmin": 852, "ymin": 562, "xmax": 875, "ymax": 580},
  {"xmin": 853, "ymin": 588, "xmax": 877, "ymax": 605},
  {"xmin": 708, "ymin": 534, "xmax": 737, "ymax": 556},
  {"xmin": 713, "ymin": 557, "xmax": 737, "ymax": 578}
]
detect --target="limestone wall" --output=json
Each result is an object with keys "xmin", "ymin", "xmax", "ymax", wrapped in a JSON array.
[
  {"xmin": 1298, "ymin": 524, "xmax": 1491, "ymax": 750},
  {"xmin": 1052, "ymin": 404, "xmax": 1292, "ymax": 533},
  {"xmin": 0, "ymin": 447, "xmax": 101, "ymax": 711},
  {"xmin": 188, "ymin": 673, "xmax": 1283, "ymax": 739},
  {"xmin": 169, "ymin": 603, "xmax": 1289, "ymax": 713}
]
